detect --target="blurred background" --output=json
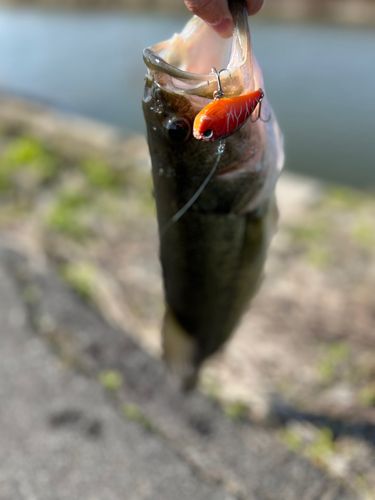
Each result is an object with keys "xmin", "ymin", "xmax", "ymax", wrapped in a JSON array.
[{"xmin": 0, "ymin": 0, "xmax": 375, "ymax": 498}]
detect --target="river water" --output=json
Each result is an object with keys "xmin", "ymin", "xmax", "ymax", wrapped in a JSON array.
[{"xmin": 0, "ymin": 7, "xmax": 374, "ymax": 187}]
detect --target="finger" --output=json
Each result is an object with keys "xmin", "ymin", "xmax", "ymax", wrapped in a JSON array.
[
  {"xmin": 245, "ymin": 0, "xmax": 265, "ymax": 16},
  {"xmin": 184, "ymin": 0, "xmax": 234, "ymax": 38}
]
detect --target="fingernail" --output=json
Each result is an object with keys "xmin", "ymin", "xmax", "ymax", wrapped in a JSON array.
[{"xmin": 209, "ymin": 18, "xmax": 233, "ymax": 38}]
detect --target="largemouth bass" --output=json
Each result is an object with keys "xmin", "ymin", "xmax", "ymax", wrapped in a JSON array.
[{"xmin": 142, "ymin": 0, "xmax": 284, "ymax": 387}]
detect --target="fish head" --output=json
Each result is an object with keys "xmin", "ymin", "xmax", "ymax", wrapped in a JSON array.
[{"xmin": 143, "ymin": 1, "xmax": 284, "ymax": 218}]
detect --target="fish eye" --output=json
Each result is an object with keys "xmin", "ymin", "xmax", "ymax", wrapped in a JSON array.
[
  {"xmin": 165, "ymin": 117, "xmax": 191, "ymax": 143},
  {"xmin": 203, "ymin": 129, "xmax": 213, "ymax": 139}
]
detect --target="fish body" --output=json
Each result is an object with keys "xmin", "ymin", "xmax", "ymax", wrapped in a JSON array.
[
  {"xmin": 142, "ymin": 0, "xmax": 284, "ymax": 387},
  {"xmin": 193, "ymin": 90, "xmax": 263, "ymax": 141}
]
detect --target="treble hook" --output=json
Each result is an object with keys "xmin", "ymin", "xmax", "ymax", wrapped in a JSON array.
[
  {"xmin": 250, "ymin": 88, "xmax": 271, "ymax": 123},
  {"xmin": 211, "ymin": 67, "xmax": 231, "ymax": 100}
]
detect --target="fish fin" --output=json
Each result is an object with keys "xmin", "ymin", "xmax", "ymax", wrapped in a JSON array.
[{"xmin": 162, "ymin": 307, "xmax": 198, "ymax": 390}]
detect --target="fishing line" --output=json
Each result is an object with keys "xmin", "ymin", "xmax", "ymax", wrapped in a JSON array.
[{"xmin": 160, "ymin": 140, "xmax": 226, "ymax": 237}]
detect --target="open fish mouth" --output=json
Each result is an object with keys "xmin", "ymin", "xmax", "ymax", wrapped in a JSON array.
[
  {"xmin": 143, "ymin": 0, "xmax": 284, "ymax": 211},
  {"xmin": 143, "ymin": 1, "xmax": 258, "ymax": 101}
]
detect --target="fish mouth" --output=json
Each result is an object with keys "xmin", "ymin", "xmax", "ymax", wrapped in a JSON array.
[{"xmin": 143, "ymin": 1, "xmax": 256, "ymax": 100}]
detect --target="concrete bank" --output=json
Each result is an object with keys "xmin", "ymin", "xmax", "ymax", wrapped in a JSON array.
[
  {"xmin": 0, "ymin": 244, "xmax": 355, "ymax": 500},
  {"xmin": 0, "ymin": 245, "xmax": 229, "ymax": 500}
]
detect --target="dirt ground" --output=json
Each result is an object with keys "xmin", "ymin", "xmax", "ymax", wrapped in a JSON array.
[{"xmin": 0, "ymin": 123, "xmax": 374, "ymax": 498}]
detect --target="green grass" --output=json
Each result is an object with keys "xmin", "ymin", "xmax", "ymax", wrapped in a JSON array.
[
  {"xmin": 0, "ymin": 137, "xmax": 60, "ymax": 191},
  {"xmin": 350, "ymin": 217, "xmax": 375, "ymax": 251},
  {"xmin": 288, "ymin": 219, "xmax": 329, "ymax": 244},
  {"xmin": 200, "ymin": 375, "xmax": 222, "ymax": 403},
  {"xmin": 358, "ymin": 385, "xmax": 375, "ymax": 408},
  {"xmin": 324, "ymin": 186, "xmax": 367, "ymax": 210},
  {"xmin": 122, "ymin": 403, "xmax": 154, "ymax": 432},
  {"xmin": 317, "ymin": 341, "xmax": 350, "ymax": 384},
  {"xmin": 99, "ymin": 370, "xmax": 124, "ymax": 391},
  {"xmin": 306, "ymin": 246, "xmax": 331, "ymax": 268},
  {"xmin": 61, "ymin": 262, "xmax": 97, "ymax": 300},
  {"xmin": 305, "ymin": 427, "xmax": 335, "ymax": 466},
  {"xmin": 281, "ymin": 427, "xmax": 304, "ymax": 452},
  {"xmin": 79, "ymin": 158, "xmax": 120, "ymax": 190},
  {"xmin": 137, "ymin": 189, "xmax": 156, "ymax": 215},
  {"xmin": 47, "ymin": 188, "xmax": 92, "ymax": 239},
  {"xmin": 224, "ymin": 400, "xmax": 249, "ymax": 421},
  {"xmin": 282, "ymin": 426, "xmax": 335, "ymax": 467}
]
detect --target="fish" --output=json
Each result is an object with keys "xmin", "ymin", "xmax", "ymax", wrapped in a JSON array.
[{"xmin": 142, "ymin": 0, "xmax": 284, "ymax": 388}]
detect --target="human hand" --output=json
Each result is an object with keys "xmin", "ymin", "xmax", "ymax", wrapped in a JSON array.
[{"xmin": 184, "ymin": 0, "xmax": 264, "ymax": 38}]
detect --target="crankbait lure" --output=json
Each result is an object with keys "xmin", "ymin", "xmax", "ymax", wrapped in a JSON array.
[{"xmin": 193, "ymin": 67, "xmax": 269, "ymax": 142}]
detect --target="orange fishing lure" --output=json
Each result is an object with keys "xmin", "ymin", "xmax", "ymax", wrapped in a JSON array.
[{"xmin": 193, "ymin": 89, "xmax": 264, "ymax": 142}]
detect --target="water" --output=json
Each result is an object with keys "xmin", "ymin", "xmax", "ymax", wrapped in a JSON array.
[{"xmin": 0, "ymin": 7, "xmax": 374, "ymax": 187}]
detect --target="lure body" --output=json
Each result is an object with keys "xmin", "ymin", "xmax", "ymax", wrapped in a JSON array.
[{"xmin": 193, "ymin": 90, "xmax": 263, "ymax": 142}]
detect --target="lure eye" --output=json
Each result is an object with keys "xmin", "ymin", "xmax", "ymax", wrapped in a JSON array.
[
  {"xmin": 165, "ymin": 117, "xmax": 191, "ymax": 143},
  {"xmin": 202, "ymin": 129, "xmax": 213, "ymax": 140}
]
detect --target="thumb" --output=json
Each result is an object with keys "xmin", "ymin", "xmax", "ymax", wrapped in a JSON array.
[{"xmin": 184, "ymin": 0, "xmax": 234, "ymax": 38}]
